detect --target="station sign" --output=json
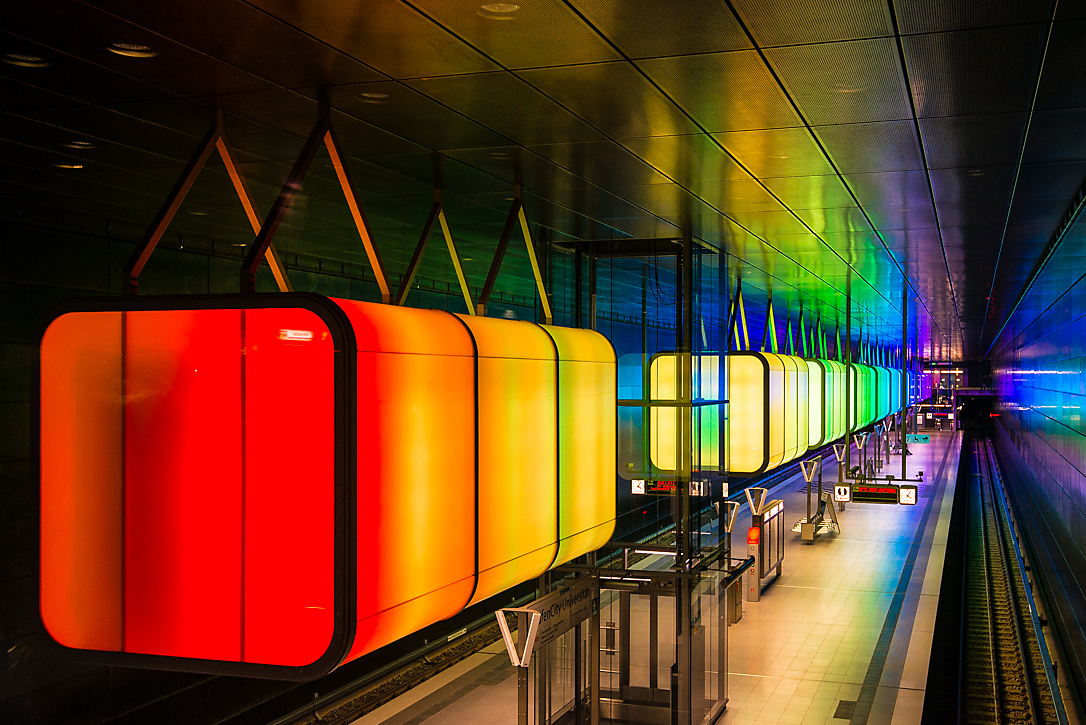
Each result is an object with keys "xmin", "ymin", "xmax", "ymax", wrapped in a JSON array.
[
  {"xmin": 833, "ymin": 485, "xmax": 851, "ymax": 503},
  {"xmin": 496, "ymin": 576, "xmax": 598, "ymax": 667},
  {"xmin": 906, "ymin": 434, "xmax": 930, "ymax": 444}
]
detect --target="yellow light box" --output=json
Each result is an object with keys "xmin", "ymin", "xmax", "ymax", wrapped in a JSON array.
[
  {"xmin": 806, "ymin": 360, "xmax": 825, "ymax": 447},
  {"xmin": 647, "ymin": 354, "xmax": 722, "ymax": 473}
]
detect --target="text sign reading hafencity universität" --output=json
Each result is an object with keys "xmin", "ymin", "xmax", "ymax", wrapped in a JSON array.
[
  {"xmin": 496, "ymin": 576, "xmax": 599, "ymax": 667},
  {"xmin": 530, "ymin": 577, "xmax": 598, "ymax": 650}
]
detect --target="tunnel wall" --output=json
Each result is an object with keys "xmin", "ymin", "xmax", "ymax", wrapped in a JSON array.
[{"xmin": 991, "ymin": 234, "xmax": 1086, "ymax": 710}]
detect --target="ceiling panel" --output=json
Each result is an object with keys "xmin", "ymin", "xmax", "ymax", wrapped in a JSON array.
[
  {"xmin": 407, "ymin": 72, "xmax": 605, "ymax": 146},
  {"xmin": 317, "ymin": 82, "xmax": 512, "ymax": 152},
  {"xmin": 1021, "ymin": 108, "xmax": 1086, "ymax": 163},
  {"xmin": 410, "ymin": 0, "xmax": 620, "ymax": 69},
  {"xmin": 843, "ymin": 169, "xmax": 929, "ymax": 207},
  {"xmin": 0, "ymin": 33, "xmax": 182, "ymax": 108},
  {"xmin": 1005, "ymin": 197, "xmax": 1068, "ymax": 228},
  {"xmin": 928, "ymin": 166, "xmax": 1014, "ymax": 203},
  {"xmin": 517, "ymin": 62, "xmax": 700, "ymax": 140},
  {"xmin": 761, "ymin": 174, "xmax": 857, "ymax": 210},
  {"xmin": 528, "ymin": 140, "xmax": 672, "ymax": 188},
  {"xmin": 571, "ymin": 0, "xmax": 750, "ymax": 57},
  {"xmin": 1013, "ymin": 161, "xmax": 1086, "ymax": 200},
  {"xmin": 638, "ymin": 51, "xmax": 800, "ymax": 133},
  {"xmin": 715, "ymin": 126, "xmax": 836, "ymax": 178},
  {"xmin": 620, "ymin": 134, "xmax": 750, "ymax": 186},
  {"xmin": 896, "ymin": 0, "xmax": 1052, "ymax": 33},
  {"xmin": 920, "ymin": 113, "xmax": 1027, "ymax": 169},
  {"xmin": 0, "ymin": 4, "xmax": 283, "ymax": 98},
  {"xmin": 246, "ymin": 0, "xmax": 497, "ymax": 78},
  {"xmin": 766, "ymin": 38, "xmax": 910, "ymax": 125},
  {"xmin": 903, "ymin": 25, "xmax": 1048, "ymax": 118},
  {"xmin": 864, "ymin": 204, "xmax": 938, "ymax": 230},
  {"xmin": 730, "ymin": 0, "xmax": 893, "ymax": 46},
  {"xmin": 86, "ymin": 0, "xmax": 385, "ymax": 87},
  {"xmin": 814, "ymin": 120, "xmax": 924, "ymax": 173},
  {"xmin": 1033, "ymin": 19, "xmax": 1086, "ymax": 109},
  {"xmin": 696, "ymin": 177, "xmax": 786, "ymax": 213},
  {"xmin": 934, "ymin": 200, "xmax": 1008, "ymax": 228}
]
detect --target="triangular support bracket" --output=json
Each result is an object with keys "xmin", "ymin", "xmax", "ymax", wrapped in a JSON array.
[
  {"xmin": 476, "ymin": 188, "xmax": 552, "ymax": 324},
  {"xmin": 123, "ymin": 108, "xmax": 291, "ymax": 295},
  {"xmin": 745, "ymin": 487, "xmax": 768, "ymax": 516},
  {"xmin": 721, "ymin": 500, "xmax": 740, "ymax": 534},
  {"xmin": 394, "ymin": 190, "xmax": 475, "ymax": 314},
  {"xmin": 800, "ymin": 457, "xmax": 821, "ymax": 484},
  {"xmin": 495, "ymin": 607, "xmax": 541, "ymax": 668},
  {"xmin": 241, "ymin": 98, "xmax": 391, "ymax": 299}
]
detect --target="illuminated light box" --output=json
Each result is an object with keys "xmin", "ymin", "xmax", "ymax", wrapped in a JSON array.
[
  {"xmin": 725, "ymin": 353, "xmax": 787, "ymax": 475},
  {"xmin": 647, "ymin": 354, "xmax": 722, "ymax": 473},
  {"xmin": 825, "ymin": 360, "xmax": 847, "ymax": 443},
  {"xmin": 849, "ymin": 364, "xmax": 876, "ymax": 430},
  {"xmin": 875, "ymin": 367, "xmax": 890, "ymax": 420},
  {"xmin": 337, "ymin": 300, "xmax": 477, "ymax": 662},
  {"xmin": 545, "ymin": 326, "xmax": 618, "ymax": 567},
  {"xmin": 806, "ymin": 360, "xmax": 826, "ymax": 447},
  {"xmin": 647, "ymin": 352, "xmax": 805, "ymax": 476},
  {"xmin": 781, "ymin": 355, "xmax": 809, "ymax": 463},
  {"xmin": 39, "ymin": 294, "xmax": 615, "ymax": 679}
]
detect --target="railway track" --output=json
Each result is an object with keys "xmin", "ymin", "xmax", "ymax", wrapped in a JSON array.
[{"xmin": 961, "ymin": 439, "xmax": 1063, "ymax": 724}]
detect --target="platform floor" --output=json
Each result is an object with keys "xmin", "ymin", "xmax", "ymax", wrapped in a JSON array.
[{"xmin": 351, "ymin": 431, "xmax": 962, "ymax": 725}]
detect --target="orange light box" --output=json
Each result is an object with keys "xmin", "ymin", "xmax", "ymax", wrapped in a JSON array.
[{"xmin": 39, "ymin": 294, "xmax": 615, "ymax": 680}]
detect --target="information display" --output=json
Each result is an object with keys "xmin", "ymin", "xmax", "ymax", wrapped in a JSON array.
[{"xmin": 851, "ymin": 484, "xmax": 900, "ymax": 504}]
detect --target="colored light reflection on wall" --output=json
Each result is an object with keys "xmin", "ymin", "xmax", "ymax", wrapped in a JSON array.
[{"xmin": 40, "ymin": 296, "xmax": 616, "ymax": 679}]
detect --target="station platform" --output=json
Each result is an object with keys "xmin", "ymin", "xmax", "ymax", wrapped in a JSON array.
[{"xmin": 347, "ymin": 431, "xmax": 962, "ymax": 725}]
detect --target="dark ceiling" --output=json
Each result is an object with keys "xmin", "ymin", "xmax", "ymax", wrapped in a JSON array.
[{"xmin": 4, "ymin": 0, "xmax": 1086, "ymax": 358}]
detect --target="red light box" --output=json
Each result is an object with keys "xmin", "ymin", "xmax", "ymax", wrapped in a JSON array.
[{"xmin": 39, "ymin": 294, "xmax": 615, "ymax": 679}]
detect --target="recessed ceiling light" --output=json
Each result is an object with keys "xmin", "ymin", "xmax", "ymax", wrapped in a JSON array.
[
  {"xmin": 478, "ymin": 2, "xmax": 519, "ymax": 19},
  {"xmin": 189, "ymin": 210, "xmax": 209, "ymax": 216},
  {"xmin": 3, "ymin": 53, "xmax": 49, "ymax": 68},
  {"xmin": 107, "ymin": 43, "xmax": 158, "ymax": 58},
  {"xmin": 64, "ymin": 140, "xmax": 97, "ymax": 150},
  {"xmin": 53, "ymin": 163, "xmax": 84, "ymax": 169},
  {"xmin": 359, "ymin": 91, "xmax": 389, "ymax": 104},
  {"xmin": 490, "ymin": 150, "xmax": 514, "ymax": 159}
]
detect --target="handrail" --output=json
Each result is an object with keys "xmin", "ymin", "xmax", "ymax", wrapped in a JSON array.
[{"xmin": 719, "ymin": 556, "xmax": 755, "ymax": 591}]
